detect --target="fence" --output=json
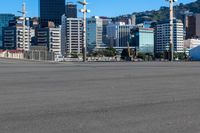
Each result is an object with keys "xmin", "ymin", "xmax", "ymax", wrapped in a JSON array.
[{"xmin": 24, "ymin": 51, "xmax": 55, "ymax": 61}]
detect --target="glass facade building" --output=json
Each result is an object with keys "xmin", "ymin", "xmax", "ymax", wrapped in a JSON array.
[
  {"xmin": 65, "ymin": 2, "xmax": 77, "ymax": 18},
  {"xmin": 107, "ymin": 22, "xmax": 134, "ymax": 47},
  {"xmin": 0, "ymin": 14, "xmax": 15, "ymax": 48},
  {"xmin": 138, "ymin": 29, "xmax": 154, "ymax": 53},
  {"xmin": 87, "ymin": 17, "xmax": 103, "ymax": 49},
  {"xmin": 132, "ymin": 28, "xmax": 154, "ymax": 54},
  {"xmin": 39, "ymin": 0, "xmax": 65, "ymax": 27}
]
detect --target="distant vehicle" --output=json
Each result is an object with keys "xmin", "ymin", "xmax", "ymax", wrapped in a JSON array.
[
  {"xmin": 133, "ymin": 58, "xmax": 143, "ymax": 62},
  {"xmin": 55, "ymin": 55, "xmax": 64, "ymax": 62},
  {"xmin": 175, "ymin": 58, "xmax": 179, "ymax": 61}
]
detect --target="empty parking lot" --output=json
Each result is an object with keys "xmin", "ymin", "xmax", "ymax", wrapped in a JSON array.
[{"xmin": 0, "ymin": 59, "xmax": 200, "ymax": 133}]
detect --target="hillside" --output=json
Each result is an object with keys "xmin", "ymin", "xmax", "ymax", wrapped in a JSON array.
[{"xmin": 113, "ymin": 0, "xmax": 200, "ymax": 24}]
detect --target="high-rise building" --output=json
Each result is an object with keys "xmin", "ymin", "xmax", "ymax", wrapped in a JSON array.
[
  {"xmin": 185, "ymin": 15, "xmax": 196, "ymax": 39},
  {"xmin": 3, "ymin": 27, "xmax": 34, "ymax": 51},
  {"xmin": 36, "ymin": 27, "xmax": 62, "ymax": 55},
  {"xmin": 0, "ymin": 14, "xmax": 15, "ymax": 48},
  {"xmin": 87, "ymin": 17, "xmax": 103, "ymax": 49},
  {"xmin": 100, "ymin": 17, "xmax": 112, "ymax": 46},
  {"xmin": 185, "ymin": 13, "xmax": 200, "ymax": 39},
  {"xmin": 61, "ymin": 15, "xmax": 67, "ymax": 56},
  {"xmin": 107, "ymin": 22, "xmax": 134, "ymax": 47},
  {"xmin": 131, "ymin": 27, "xmax": 154, "ymax": 54},
  {"xmin": 65, "ymin": 2, "xmax": 77, "ymax": 18},
  {"xmin": 195, "ymin": 14, "xmax": 200, "ymax": 38},
  {"xmin": 61, "ymin": 15, "xmax": 83, "ymax": 57},
  {"xmin": 2, "ymin": 17, "xmax": 34, "ymax": 50},
  {"xmin": 155, "ymin": 19, "xmax": 184, "ymax": 53},
  {"xmin": 39, "ymin": 0, "xmax": 65, "ymax": 27}
]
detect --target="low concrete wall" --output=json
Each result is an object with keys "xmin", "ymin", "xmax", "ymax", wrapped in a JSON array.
[
  {"xmin": 0, "ymin": 50, "xmax": 55, "ymax": 61},
  {"xmin": 0, "ymin": 50, "xmax": 24, "ymax": 59}
]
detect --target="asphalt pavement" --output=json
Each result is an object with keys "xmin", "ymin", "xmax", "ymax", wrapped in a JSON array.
[{"xmin": 0, "ymin": 59, "xmax": 200, "ymax": 133}]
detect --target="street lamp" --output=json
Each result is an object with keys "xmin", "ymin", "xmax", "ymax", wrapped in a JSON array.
[
  {"xmin": 78, "ymin": 0, "xmax": 90, "ymax": 62},
  {"xmin": 166, "ymin": 0, "xmax": 177, "ymax": 61}
]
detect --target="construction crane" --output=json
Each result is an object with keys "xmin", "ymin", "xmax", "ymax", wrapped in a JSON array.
[
  {"xmin": 18, "ymin": 1, "xmax": 26, "ymax": 51},
  {"xmin": 166, "ymin": 0, "xmax": 177, "ymax": 61},
  {"xmin": 78, "ymin": 0, "xmax": 90, "ymax": 62}
]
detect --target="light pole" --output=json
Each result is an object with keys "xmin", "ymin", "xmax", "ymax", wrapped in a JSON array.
[
  {"xmin": 78, "ymin": 0, "xmax": 90, "ymax": 62},
  {"xmin": 166, "ymin": 0, "xmax": 177, "ymax": 61}
]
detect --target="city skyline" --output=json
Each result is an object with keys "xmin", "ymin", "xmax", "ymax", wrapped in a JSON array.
[
  {"xmin": 0, "ymin": 0, "xmax": 200, "ymax": 61},
  {"xmin": 0, "ymin": 0, "xmax": 196, "ymax": 17}
]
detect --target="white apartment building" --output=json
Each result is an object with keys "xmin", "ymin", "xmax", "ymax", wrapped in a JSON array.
[
  {"xmin": 156, "ymin": 19, "xmax": 184, "ymax": 53},
  {"xmin": 49, "ymin": 27, "xmax": 61, "ymax": 55},
  {"xmin": 61, "ymin": 15, "xmax": 83, "ymax": 57}
]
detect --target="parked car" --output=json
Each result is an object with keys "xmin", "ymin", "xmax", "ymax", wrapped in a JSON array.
[{"xmin": 55, "ymin": 55, "xmax": 64, "ymax": 62}]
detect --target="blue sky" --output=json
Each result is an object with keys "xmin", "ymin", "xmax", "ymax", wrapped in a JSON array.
[{"xmin": 0, "ymin": 0, "xmax": 196, "ymax": 17}]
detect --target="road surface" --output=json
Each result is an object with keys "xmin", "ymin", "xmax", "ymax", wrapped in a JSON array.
[{"xmin": 0, "ymin": 59, "xmax": 200, "ymax": 133}]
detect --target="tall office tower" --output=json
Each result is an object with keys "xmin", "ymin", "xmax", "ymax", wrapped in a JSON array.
[
  {"xmin": 87, "ymin": 16, "xmax": 103, "ymax": 50},
  {"xmin": 180, "ymin": 11, "xmax": 193, "ymax": 29},
  {"xmin": 100, "ymin": 17, "xmax": 112, "ymax": 46},
  {"xmin": 61, "ymin": 15, "xmax": 83, "ymax": 57},
  {"xmin": 185, "ymin": 13, "xmax": 200, "ymax": 39},
  {"xmin": 65, "ymin": 2, "xmax": 77, "ymax": 18},
  {"xmin": 185, "ymin": 15, "xmax": 196, "ymax": 39},
  {"xmin": 107, "ymin": 22, "xmax": 134, "ymax": 47},
  {"xmin": 61, "ymin": 15, "xmax": 67, "ymax": 56},
  {"xmin": 0, "ymin": 14, "xmax": 15, "ymax": 48},
  {"xmin": 155, "ymin": 19, "xmax": 184, "ymax": 54},
  {"xmin": 39, "ymin": 0, "xmax": 65, "ymax": 27}
]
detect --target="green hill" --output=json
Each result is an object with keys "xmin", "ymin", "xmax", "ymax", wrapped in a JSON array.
[{"xmin": 113, "ymin": 0, "xmax": 200, "ymax": 24}]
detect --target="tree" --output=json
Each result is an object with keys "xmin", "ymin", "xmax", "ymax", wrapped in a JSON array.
[
  {"xmin": 177, "ymin": 52, "xmax": 187, "ymax": 61},
  {"xmin": 155, "ymin": 52, "xmax": 164, "ymax": 59},
  {"xmin": 137, "ymin": 52, "xmax": 146, "ymax": 60},
  {"xmin": 174, "ymin": 52, "xmax": 179, "ymax": 60},
  {"xmin": 70, "ymin": 52, "xmax": 79, "ymax": 58},
  {"xmin": 145, "ymin": 53, "xmax": 154, "ymax": 61},
  {"xmin": 92, "ymin": 50, "xmax": 104, "ymax": 57},
  {"xmin": 121, "ymin": 48, "xmax": 134, "ymax": 60},
  {"xmin": 103, "ymin": 47, "xmax": 117, "ymax": 57}
]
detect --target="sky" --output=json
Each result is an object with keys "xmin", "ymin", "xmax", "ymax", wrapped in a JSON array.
[{"xmin": 0, "ymin": 0, "xmax": 196, "ymax": 17}]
